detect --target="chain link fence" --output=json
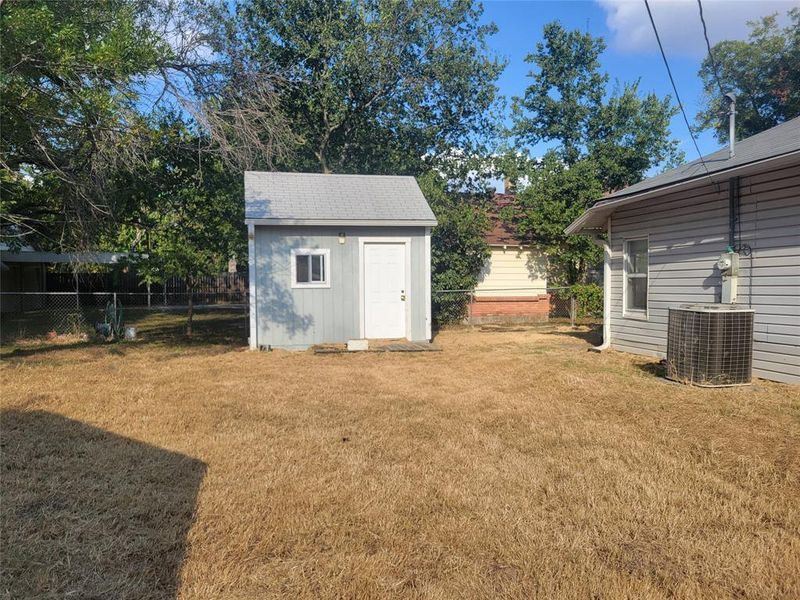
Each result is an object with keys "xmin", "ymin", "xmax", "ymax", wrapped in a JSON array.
[
  {"xmin": 1, "ymin": 292, "xmax": 247, "ymax": 344},
  {"xmin": 432, "ymin": 287, "xmax": 603, "ymax": 328},
  {"xmin": 2, "ymin": 286, "xmax": 601, "ymax": 345}
]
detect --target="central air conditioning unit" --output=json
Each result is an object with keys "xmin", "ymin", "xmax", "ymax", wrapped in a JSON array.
[{"xmin": 666, "ymin": 304, "xmax": 754, "ymax": 387}]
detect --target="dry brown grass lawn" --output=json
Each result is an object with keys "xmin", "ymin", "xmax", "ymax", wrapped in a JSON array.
[{"xmin": 2, "ymin": 312, "xmax": 799, "ymax": 599}]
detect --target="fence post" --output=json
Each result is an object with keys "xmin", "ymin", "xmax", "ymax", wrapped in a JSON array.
[
  {"xmin": 147, "ymin": 282, "xmax": 151, "ymax": 308},
  {"xmin": 570, "ymin": 296, "xmax": 576, "ymax": 328},
  {"xmin": 113, "ymin": 292, "xmax": 117, "ymax": 323},
  {"xmin": 469, "ymin": 290, "xmax": 475, "ymax": 321}
]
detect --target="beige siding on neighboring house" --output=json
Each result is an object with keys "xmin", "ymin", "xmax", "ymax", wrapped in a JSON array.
[
  {"xmin": 608, "ymin": 163, "xmax": 800, "ymax": 384},
  {"xmin": 475, "ymin": 246, "xmax": 547, "ymax": 296}
]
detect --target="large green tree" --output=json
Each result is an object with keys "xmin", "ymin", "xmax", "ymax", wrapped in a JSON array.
[
  {"xmin": 1, "ymin": 0, "xmax": 290, "ymax": 250},
  {"xmin": 512, "ymin": 21, "xmax": 682, "ymax": 187},
  {"xmin": 512, "ymin": 23, "xmax": 607, "ymax": 167},
  {"xmin": 1, "ymin": 0, "xmax": 165, "ymax": 248},
  {"xmin": 508, "ymin": 22, "xmax": 682, "ymax": 284},
  {"xmin": 417, "ymin": 171, "xmax": 490, "ymax": 324},
  {"xmin": 697, "ymin": 9, "xmax": 800, "ymax": 142},
  {"xmin": 501, "ymin": 153, "xmax": 603, "ymax": 285},
  {"xmin": 214, "ymin": 0, "xmax": 504, "ymax": 174},
  {"xmin": 112, "ymin": 118, "xmax": 244, "ymax": 335}
]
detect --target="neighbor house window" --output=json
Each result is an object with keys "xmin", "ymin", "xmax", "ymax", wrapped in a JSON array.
[
  {"xmin": 291, "ymin": 248, "xmax": 330, "ymax": 288},
  {"xmin": 624, "ymin": 238, "xmax": 648, "ymax": 314}
]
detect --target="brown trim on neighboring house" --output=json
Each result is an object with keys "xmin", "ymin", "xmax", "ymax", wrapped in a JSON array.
[{"xmin": 484, "ymin": 193, "xmax": 524, "ymax": 246}]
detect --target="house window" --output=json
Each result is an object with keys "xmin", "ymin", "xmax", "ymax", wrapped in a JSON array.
[
  {"xmin": 624, "ymin": 238, "xmax": 648, "ymax": 314},
  {"xmin": 291, "ymin": 249, "xmax": 330, "ymax": 288}
]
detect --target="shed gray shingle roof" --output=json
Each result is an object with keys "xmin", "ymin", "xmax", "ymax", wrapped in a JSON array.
[
  {"xmin": 566, "ymin": 116, "xmax": 800, "ymax": 234},
  {"xmin": 245, "ymin": 172, "xmax": 437, "ymax": 226}
]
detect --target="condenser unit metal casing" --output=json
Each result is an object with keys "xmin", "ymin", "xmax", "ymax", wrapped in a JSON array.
[{"xmin": 666, "ymin": 304, "xmax": 755, "ymax": 387}]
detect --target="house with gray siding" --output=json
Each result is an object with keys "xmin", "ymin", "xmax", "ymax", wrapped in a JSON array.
[
  {"xmin": 245, "ymin": 172, "xmax": 437, "ymax": 350},
  {"xmin": 566, "ymin": 117, "xmax": 800, "ymax": 384}
]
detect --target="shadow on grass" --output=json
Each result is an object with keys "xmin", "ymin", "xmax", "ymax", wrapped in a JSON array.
[
  {"xmin": 1, "ymin": 309, "xmax": 248, "ymax": 359},
  {"xmin": 1, "ymin": 410, "xmax": 206, "ymax": 599},
  {"xmin": 637, "ymin": 360, "xmax": 668, "ymax": 378},
  {"xmin": 544, "ymin": 324, "xmax": 603, "ymax": 347}
]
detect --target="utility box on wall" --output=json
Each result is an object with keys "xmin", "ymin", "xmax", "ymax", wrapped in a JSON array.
[{"xmin": 716, "ymin": 251, "xmax": 740, "ymax": 304}]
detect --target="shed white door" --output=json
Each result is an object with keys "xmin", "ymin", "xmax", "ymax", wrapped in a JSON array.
[{"xmin": 363, "ymin": 242, "xmax": 407, "ymax": 339}]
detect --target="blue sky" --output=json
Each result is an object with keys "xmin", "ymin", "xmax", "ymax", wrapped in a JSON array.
[{"xmin": 478, "ymin": 0, "xmax": 795, "ymax": 162}]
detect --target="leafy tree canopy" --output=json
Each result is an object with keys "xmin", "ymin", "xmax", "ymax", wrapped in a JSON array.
[
  {"xmin": 512, "ymin": 23, "xmax": 607, "ymax": 167},
  {"xmin": 512, "ymin": 21, "xmax": 683, "ymax": 191},
  {"xmin": 217, "ymin": 0, "xmax": 505, "ymax": 174},
  {"xmin": 1, "ymin": 0, "xmax": 166, "ymax": 248},
  {"xmin": 110, "ymin": 116, "xmax": 245, "ymax": 334},
  {"xmin": 416, "ymin": 171, "xmax": 490, "ymax": 322},
  {"xmin": 1, "ymin": 0, "xmax": 290, "ymax": 250},
  {"xmin": 501, "ymin": 153, "xmax": 603, "ymax": 286},
  {"xmin": 507, "ymin": 22, "xmax": 683, "ymax": 284},
  {"xmin": 697, "ymin": 8, "xmax": 800, "ymax": 142}
]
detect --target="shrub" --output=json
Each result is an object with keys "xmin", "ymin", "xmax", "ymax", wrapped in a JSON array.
[
  {"xmin": 418, "ymin": 171, "xmax": 490, "ymax": 327},
  {"xmin": 569, "ymin": 283, "xmax": 603, "ymax": 318}
]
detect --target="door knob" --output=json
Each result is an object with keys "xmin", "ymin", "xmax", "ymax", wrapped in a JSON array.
[{"xmin": 400, "ymin": 292, "xmax": 406, "ymax": 301}]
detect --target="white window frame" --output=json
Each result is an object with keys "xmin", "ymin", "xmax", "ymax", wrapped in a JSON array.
[
  {"xmin": 622, "ymin": 236, "xmax": 649, "ymax": 320},
  {"xmin": 290, "ymin": 248, "xmax": 331, "ymax": 289}
]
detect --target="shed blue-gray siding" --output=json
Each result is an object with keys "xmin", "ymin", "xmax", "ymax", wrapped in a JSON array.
[{"xmin": 250, "ymin": 225, "xmax": 429, "ymax": 349}]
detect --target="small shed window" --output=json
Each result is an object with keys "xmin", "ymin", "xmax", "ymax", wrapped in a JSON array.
[
  {"xmin": 291, "ymin": 249, "xmax": 331, "ymax": 288},
  {"xmin": 624, "ymin": 238, "xmax": 648, "ymax": 314}
]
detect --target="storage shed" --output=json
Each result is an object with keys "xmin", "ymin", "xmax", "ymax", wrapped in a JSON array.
[
  {"xmin": 245, "ymin": 172, "xmax": 437, "ymax": 350},
  {"xmin": 566, "ymin": 117, "xmax": 800, "ymax": 384}
]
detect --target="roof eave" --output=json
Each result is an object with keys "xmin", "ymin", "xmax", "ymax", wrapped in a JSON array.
[
  {"xmin": 565, "ymin": 148, "xmax": 800, "ymax": 236},
  {"xmin": 245, "ymin": 218, "xmax": 438, "ymax": 227},
  {"xmin": 0, "ymin": 250, "xmax": 134, "ymax": 264}
]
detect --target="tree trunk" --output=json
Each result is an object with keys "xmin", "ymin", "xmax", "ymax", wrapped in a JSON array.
[
  {"xmin": 186, "ymin": 281, "xmax": 194, "ymax": 336},
  {"xmin": 317, "ymin": 150, "xmax": 331, "ymax": 174}
]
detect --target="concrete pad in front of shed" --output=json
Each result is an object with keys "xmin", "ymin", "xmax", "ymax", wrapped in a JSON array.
[{"xmin": 347, "ymin": 339, "xmax": 369, "ymax": 351}]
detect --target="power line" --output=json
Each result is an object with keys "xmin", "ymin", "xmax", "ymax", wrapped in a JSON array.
[
  {"xmin": 643, "ymin": 0, "xmax": 710, "ymax": 175},
  {"xmin": 697, "ymin": 0, "xmax": 726, "ymax": 98}
]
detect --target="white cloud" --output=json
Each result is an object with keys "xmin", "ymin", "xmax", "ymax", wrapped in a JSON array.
[{"xmin": 597, "ymin": 0, "xmax": 794, "ymax": 56}]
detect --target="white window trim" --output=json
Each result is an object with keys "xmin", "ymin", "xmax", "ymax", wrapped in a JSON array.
[
  {"xmin": 290, "ymin": 248, "xmax": 331, "ymax": 289},
  {"xmin": 622, "ymin": 236, "xmax": 649, "ymax": 320},
  {"xmin": 424, "ymin": 227, "xmax": 432, "ymax": 341}
]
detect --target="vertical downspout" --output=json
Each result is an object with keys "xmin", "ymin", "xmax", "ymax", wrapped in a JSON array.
[
  {"xmin": 591, "ymin": 215, "xmax": 612, "ymax": 352},
  {"xmin": 728, "ymin": 176, "xmax": 740, "ymax": 251},
  {"xmin": 726, "ymin": 92, "xmax": 738, "ymax": 252}
]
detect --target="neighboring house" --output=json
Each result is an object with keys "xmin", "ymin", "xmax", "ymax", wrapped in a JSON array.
[
  {"xmin": 469, "ymin": 193, "xmax": 549, "ymax": 322},
  {"xmin": 566, "ymin": 117, "xmax": 800, "ymax": 384},
  {"xmin": 245, "ymin": 172, "xmax": 437, "ymax": 350}
]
